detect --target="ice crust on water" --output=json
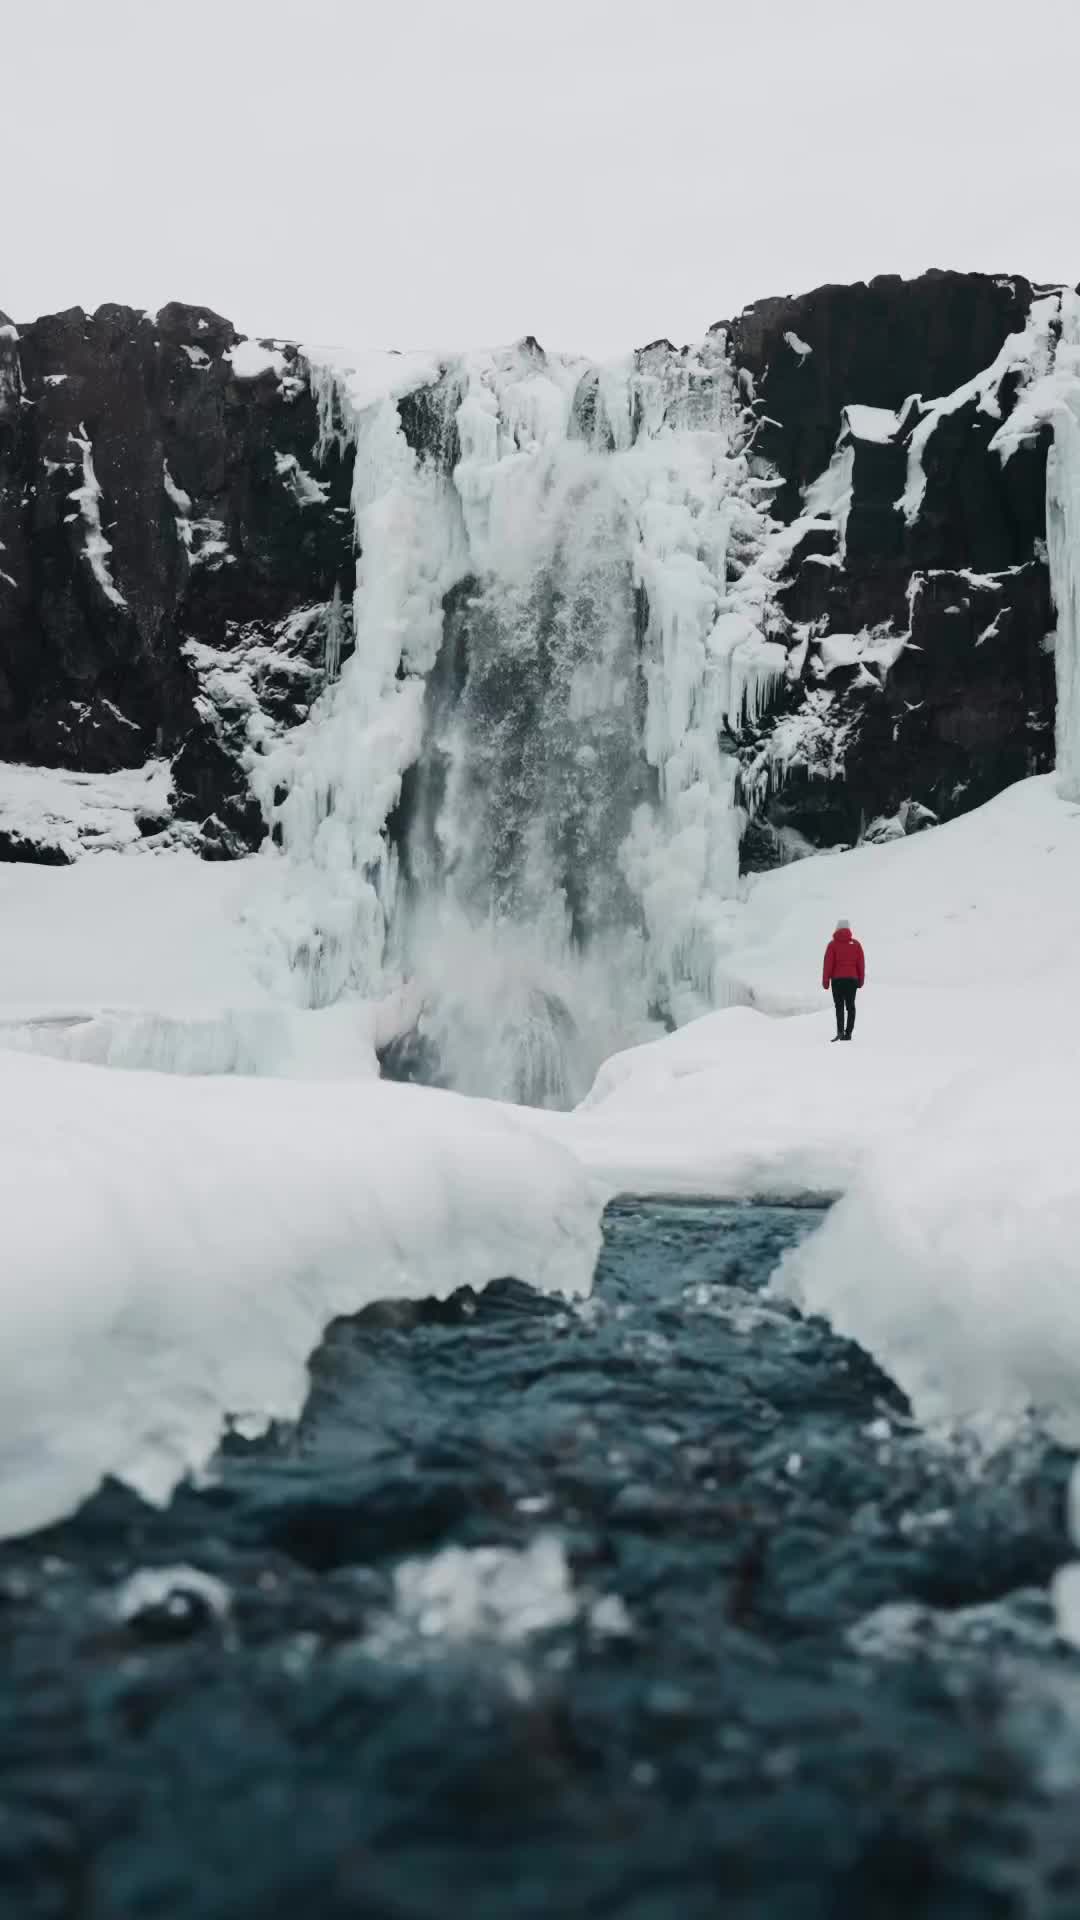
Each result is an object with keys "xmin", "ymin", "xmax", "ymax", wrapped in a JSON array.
[{"xmin": 0, "ymin": 1050, "xmax": 603, "ymax": 1539}]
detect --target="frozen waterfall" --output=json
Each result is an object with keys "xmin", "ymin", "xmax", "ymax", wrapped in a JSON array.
[
  {"xmin": 254, "ymin": 333, "xmax": 790, "ymax": 1104},
  {"xmin": 990, "ymin": 288, "xmax": 1080, "ymax": 802},
  {"xmin": 1046, "ymin": 295, "xmax": 1080, "ymax": 801}
]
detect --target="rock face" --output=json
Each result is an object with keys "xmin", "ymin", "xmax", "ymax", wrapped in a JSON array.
[
  {"xmin": 0, "ymin": 273, "xmax": 1068, "ymax": 870},
  {"xmin": 724, "ymin": 270, "xmax": 1060, "ymax": 857},
  {"xmin": 0, "ymin": 302, "xmax": 354, "ymax": 855}
]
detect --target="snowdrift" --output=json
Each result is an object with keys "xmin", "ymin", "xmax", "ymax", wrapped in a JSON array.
[
  {"xmin": 0, "ymin": 1051, "xmax": 603, "ymax": 1539},
  {"xmin": 773, "ymin": 1058, "xmax": 1080, "ymax": 1440},
  {"xmin": 0, "ymin": 850, "xmax": 408, "ymax": 1079}
]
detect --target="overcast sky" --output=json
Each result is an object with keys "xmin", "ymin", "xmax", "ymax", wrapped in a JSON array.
[{"xmin": 3, "ymin": 0, "xmax": 1077, "ymax": 358}]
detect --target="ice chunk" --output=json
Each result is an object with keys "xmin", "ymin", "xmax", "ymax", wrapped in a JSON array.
[
  {"xmin": 369, "ymin": 1535, "xmax": 579, "ymax": 1656},
  {"xmin": 113, "ymin": 1565, "xmax": 230, "ymax": 1625}
]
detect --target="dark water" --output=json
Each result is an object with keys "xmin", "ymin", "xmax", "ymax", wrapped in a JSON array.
[{"xmin": 3, "ymin": 1203, "xmax": 1079, "ymax": 1920}]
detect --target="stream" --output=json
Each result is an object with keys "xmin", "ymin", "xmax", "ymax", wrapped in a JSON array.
[{"xmin": 3, "ymin": 1202, "xmax": 1078, "ymax": 1919}]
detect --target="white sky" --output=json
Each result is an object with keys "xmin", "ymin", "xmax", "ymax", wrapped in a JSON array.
[{"xmin": 3, "ymin": 0, "xmax": 1078, "ymax": 359}]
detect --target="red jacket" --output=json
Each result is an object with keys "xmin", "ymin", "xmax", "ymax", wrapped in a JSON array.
[{"xmin": 823, "ymin": 928, "xmax": 865, "ymax": 987}]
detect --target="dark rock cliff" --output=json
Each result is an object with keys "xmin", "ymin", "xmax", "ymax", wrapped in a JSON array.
[
  {"xmin": 724, "ymin": 270, "xmax": 1060, "ymax": 859},
  {"xmin": 0, "ymin": 272, "xmax": 1067, "ymax": 869},
  {"xmin": 0, "ymin": 302, "xmax": 354, "ymax": 857}
]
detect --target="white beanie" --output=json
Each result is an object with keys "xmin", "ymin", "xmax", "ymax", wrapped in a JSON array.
[{"xmin": 835, "ymin": 918, "xmax": 851, "ymax": 931}]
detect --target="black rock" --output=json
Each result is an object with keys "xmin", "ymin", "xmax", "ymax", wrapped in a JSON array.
[{"xmin": 0, "ymin": 302, "xmax": 354, "ymax": 848}]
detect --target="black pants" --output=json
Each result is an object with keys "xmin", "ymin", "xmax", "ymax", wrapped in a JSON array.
[{"xmin": 831, "ymin": 979, "xmax": 858, "ymax": 1037}]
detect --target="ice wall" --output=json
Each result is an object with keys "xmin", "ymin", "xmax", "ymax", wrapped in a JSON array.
[
  {"xmin": 257, "ymin": 335, "xmax": 790, "ymax": 1100},
  {"xmin": 1046, "ymin": 296, "xmax": 1080, "ymax": 799},
  {"xmin": 982, "ymin": 289, "xmax": 1080, "ymax": 797}
]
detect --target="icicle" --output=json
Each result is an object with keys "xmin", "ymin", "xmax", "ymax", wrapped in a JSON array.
[{"xmin": 323, "ymin": 582, "xmax": 344, "ymax": 685}]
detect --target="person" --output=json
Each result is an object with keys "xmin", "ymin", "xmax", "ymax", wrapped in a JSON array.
[{"xmin": 822, "ymin": 918, "xmax": 865, "ymax": 1042}]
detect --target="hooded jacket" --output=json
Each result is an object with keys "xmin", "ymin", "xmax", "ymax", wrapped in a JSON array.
[{"xmin": 822, "ymin": 927, "xmax": 865, "ymax": 988}]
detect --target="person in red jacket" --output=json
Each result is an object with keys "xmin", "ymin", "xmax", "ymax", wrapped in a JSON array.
[{"xmin": 822, "ymin": 919, "xmax": 865, "ymax": 1042}]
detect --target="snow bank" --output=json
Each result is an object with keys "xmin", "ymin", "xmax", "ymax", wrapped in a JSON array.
[
  {"xmin": 0, "ymin": 1051, "xmax": 603, "ymax": 1539},
  {"xmin": 0, "ymin": 851, "xmax": 397, "ymax": 1079},
  {"xmin": 0, "ymin": 851, "xmax": 272, "ymax": 1021},
  {"xmin": 772, "ymin": 1059, "xmax": 1080, "ymax": 1438},
  {"xmin": 550, "ymin": 989, "xmax": 997, "ymax": 1202}
]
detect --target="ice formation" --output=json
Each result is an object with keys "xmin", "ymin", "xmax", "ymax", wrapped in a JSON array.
[
  {"xmin": 68, "ymin": 427, "xmax": 127, "ymax": 609},
  {"xmin": 255, "ymin": 335, "xmax": 791, "ymax": 1100},
  {"xmin": 1042, "ymin": 294, "xmax": 1080, "ymax": 799}
]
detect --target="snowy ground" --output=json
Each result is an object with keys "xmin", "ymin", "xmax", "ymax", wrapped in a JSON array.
[{"xmin": 3, "ymin": 772, "xmax": 1080, "ymax": 1534}]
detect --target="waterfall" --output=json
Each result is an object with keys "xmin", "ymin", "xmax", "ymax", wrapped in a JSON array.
[{"xmin": 255, "ymin": 334, "xmax": 789, "ymax": 1101}]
